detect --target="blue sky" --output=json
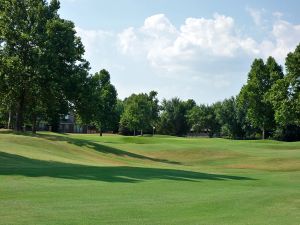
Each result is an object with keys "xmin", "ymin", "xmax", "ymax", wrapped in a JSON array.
[{"xmin": 59, "ymin": 0, "xmax": 300, "ymax": 103}]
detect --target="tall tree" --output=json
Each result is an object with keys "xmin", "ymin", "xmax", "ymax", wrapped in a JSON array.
[
  {"xmin": 90, "ymin": 69, "xmax": 117, "ymax": 136},
  {"xmin": 0, "ymin": 0, "xmax": 47, "ymax": 131},
  {"xmin": 237, "ymin": 58, "xmax": 281, "ymax": 139},
  {"xmin": 0, "ymin": 0, "xmax": 90, "ymax": 132},
  {"xmin": 267, "ymin": 44, "xmax": 300, "ymax": 140},
  {"xmin": 41, "ymin": 5, "xmax": 90, "ymax": 132},
  {"xmin": 148, "ymin": 90, "xmax": 160, "ymax": 126}
]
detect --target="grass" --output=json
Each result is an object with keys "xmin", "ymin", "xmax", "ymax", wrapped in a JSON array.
[{"xmin": 0, "ymin": 131, "xmax": 299, "ymax": 225}]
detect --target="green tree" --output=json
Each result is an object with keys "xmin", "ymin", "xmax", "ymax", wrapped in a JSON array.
[
  {"xmin": 214, "ymin": 97, "xmax": 245, "ymax": 139},
  {"xmin": 42, "ymin": 5, "xmax": 90, "ymax": 132},
  {"xmin": 266, "ymin": 56, "xmax": 284, "ymax": 84},
  {"xmin": 237, "ymin": 58, "xmax": 282, "ymax": 139},
  {"xmin": 120, "ymin": 92, "xmax": 158, "ymax": 136},
  {"xmin": 158, "ymin": 98, "xmax": 193, "ymax": 136},
  {"xmin": 0, "ymin": 0, "xmax": 90, "ymax": 132},
  {"xmin": 267, "ymin": 44, "xmax": 300, "ymax": 140},
  {"xmin": 0, "ymin": 0, "xmax": 48, "ymax": 131},
  {"xmin": 148, "ymin": 91, "xmax": 160, "ymax": 126},
  {"xmin": 187, "ymin": 104, "xmax": 220, "ymax": 137},
  {"xmin": 90, "ymin": 69, "xmax": 117, "ymax": 136},
  {"xmin": 112, "ymin": 99, "xmax": 124, "ymax": 133}
]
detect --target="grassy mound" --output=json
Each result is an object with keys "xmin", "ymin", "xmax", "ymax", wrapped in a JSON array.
[{"xmin": 0, "ymin": 131, "xmax": 299, "ymax": 224}]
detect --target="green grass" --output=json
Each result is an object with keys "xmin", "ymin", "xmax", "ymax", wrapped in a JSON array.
[{"xmin": 0, "ymin": 131, "xmax": 299, "ymax": 225}]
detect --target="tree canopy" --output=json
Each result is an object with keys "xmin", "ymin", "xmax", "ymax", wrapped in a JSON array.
[
  {"xmin": 120, "ymin": 92, "xmax": 159, "ymax": 136},
  {"xmin": 0, "ymin": 0, "xmax": 89, "ymax": 132},
  {"xmin": 237, "ymin": 57, "xmax": 283, "ymax": 139}
]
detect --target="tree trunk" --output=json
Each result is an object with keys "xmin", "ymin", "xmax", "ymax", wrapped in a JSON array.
[
  {"xmin": 15, "ymin": 94, "xmax": 25, "ymax": 132},
  {"xmin": 15, "ymin": 111, "xmax": 24, "ymax": 132},
  {"xmin": 262, "ymin": 127, "xmax": 265, "ymax": 140},
  {"xmin": 141, "ymin": 129, "xmax": 143, "ymax": 136},
  {"xmin": 15, "ymin": 112, "xmax": 19, "ymax": 131},
  {"xmin": 133, "ymin": 129, "xmax": 136, "ymax": 136},
  {"xmin": 7, "ymin": 110, "xmax": 11, "ymax": 129},
  {"xmin": 15, "ymin": 94, "xmax": 25, "ymax": 131},
  {"xmin": 32, "ymin": 115, "xmax": 37, "ymax": 134},
  {"xmin": 99, "ymin": 127, "xmax": 102, "ymax": 136},
  {"xmin": 50, "ymin": 114, "xmax": 60, "ymax": 132}
]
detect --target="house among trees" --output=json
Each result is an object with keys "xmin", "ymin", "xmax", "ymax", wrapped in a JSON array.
[
  {"xmin": 57, "ymin": 114, "xmax": 97, "ymax": 134},
  {"xmin": 34, "ymin": 114, "xmax": 84, "ymax": 133},
  {"xmin": 59, "ymin": 114, "xmax": 84, "ymax": 133}
]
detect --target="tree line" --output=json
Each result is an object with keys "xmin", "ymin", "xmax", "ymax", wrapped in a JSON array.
[
  {"xmin": 118, "ymin": 49, "xmax": 299, "ymax": 141},
  {"xmin": 0, "ymin": 0, "xmax": 299, "ymax": 141}
]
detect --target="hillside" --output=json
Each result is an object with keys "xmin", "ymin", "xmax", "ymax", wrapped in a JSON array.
[{"xmin": 0, "ymin": 131, "xmax": 300, "ymax": 225}]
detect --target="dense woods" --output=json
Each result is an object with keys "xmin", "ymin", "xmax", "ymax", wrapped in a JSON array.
[{"xmin": 0, "ymin": 0, "xmax": 299, "ymax": 140}]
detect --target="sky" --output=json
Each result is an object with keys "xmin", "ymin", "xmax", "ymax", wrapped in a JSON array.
[{"xmin": 58, "ymin": 0, "xmax": 300, "ymax": 104}]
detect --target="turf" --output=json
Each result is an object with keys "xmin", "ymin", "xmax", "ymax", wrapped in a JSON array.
[{"xmin": 0, "ymin": 131, "xmax": 299, "ymax": 225}]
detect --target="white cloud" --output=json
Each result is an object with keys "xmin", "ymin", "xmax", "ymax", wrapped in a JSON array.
[
  {"xmin": 244, "ymin": 8, "xmax": 300, "ymax": 63},
  {"xmin": 118, "ymin": 13, "xmax": 300, "ymax": 71},
  {"xmin": 176, "ymin": 14, "xmax": 255, "ymax": 57},
  {"xmin": 118, "ymin": 27, "xmax": 139, "ymax": 55},
  {"xmin": 118, "ymin": 13, "xmax": 259, "ymax": 74},
  {"xmin": 246, "ymin": 7, "xmax": 265, "ymax": 26},
  {"xmin": 259, "ymin": 19, "xmax": 300, "ymax": 63},
  {"xmin": 75, "ymin": 13, "xmax": 300, "ymax": 103},
  {"xmin": 272, "ymin": 12, "xmax": 283, "ymax": 20},
  {"xmin": 142, "ymin": 14, "xmax": 177, "ymax": 35},
  {"xmin": 76, "ymin": 27, "xmax": 113, "ymax": 59},
  {"xmin": 75, "ymin": 27, "xmax": 129, "ymax": 74}
]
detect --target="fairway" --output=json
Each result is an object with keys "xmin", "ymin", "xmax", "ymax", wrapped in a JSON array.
[{"xmin": 0, "ymin": 132, "xmax": 300, "ymax": 225}]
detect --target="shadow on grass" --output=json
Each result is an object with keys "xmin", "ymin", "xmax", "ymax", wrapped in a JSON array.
[
  {"xmin": 0, "ymin": 130, "xmax": 180, "ymax": 165},
  {"xmin": 0, "ymin": 152, "xmax": 255, "ymax": 183}
]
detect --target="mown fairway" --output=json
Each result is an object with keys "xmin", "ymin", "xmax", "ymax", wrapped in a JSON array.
[{"xmin": 0, "ymin": 131, "xmax": 299, "ymax": 225}]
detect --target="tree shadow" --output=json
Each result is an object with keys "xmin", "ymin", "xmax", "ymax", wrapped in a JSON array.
[
  {"xmin": 0, "ymin": 130, "xmax": 180, "ymax": 165},
  {"xmin": 0, "ymin": 152, "xmax": 256, "ymax": 183}
]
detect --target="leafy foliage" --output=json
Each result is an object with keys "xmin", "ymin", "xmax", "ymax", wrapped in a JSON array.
[
  {"xmin": 120, "ymin": 92, "xmax": 159, "ymax": 135},
  {"xmin": 237, "ymin": 58, "xmax": 283, "ymax": 139},
  {"xmin": 90, "ymin": 70, "xmax": 118, "ymax": 135},
  {"xmin": 0, "ymin": 0, "xmax": 89, "ymax": 132},
  {"xmin": 158, "ymin": 98, "xmax": 194, "ymax": 136},
  {"xmin": 187, "ymin": 104, "xmax": 220, "ymax": 137}
]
